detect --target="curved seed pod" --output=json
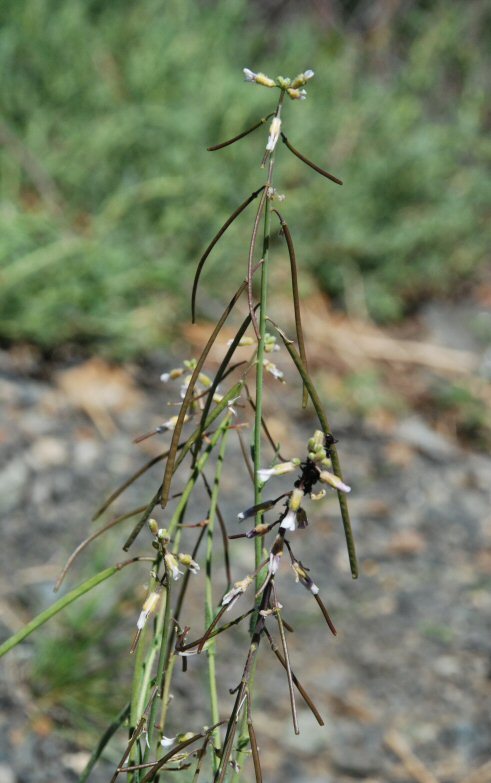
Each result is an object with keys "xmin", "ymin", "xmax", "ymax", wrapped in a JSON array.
[
  {"xmin": 272, "ymin": 208, "xmax": 309, "ymax": 407},
  {"xmin": 192, "ymin": 311, "xmax": 253, "ymax": 466},
  {"xmin": 274, "ymin": 328, "xmax": 358, "ymax": 579},
  {"xmin": 191, "ymin": 187, "xmax": 265, "ymax": 322},
  {"xmin": 281, "ymin": 132, "xmax": 343, "ymax": 185},
  {"xmin": 207, "ymin": 113, "xmax": 274, "ymax": 151},
  {"xmin": 55, "ymin": 504, "xmax": 147, "ymax": 591},
  {"xmin": 247, "ymin": 186, "xmax": 268, "ymax": 338},
  {"xmin": 161, "ymin": 280, "xmax": 248, "ymax": 510}
]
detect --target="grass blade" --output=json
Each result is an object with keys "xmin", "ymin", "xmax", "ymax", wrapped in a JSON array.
[
  {"xmin": 0, "ymin": 558, "xmax": 151, "ymax": 658},
  {"xmin": 78, "ymin": 702, "xmax": 130, "ymax": 783}
]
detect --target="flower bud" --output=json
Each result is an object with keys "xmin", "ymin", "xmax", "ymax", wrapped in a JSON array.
[
  {"xmin": 257, "ymin": 459, "xmax": 300, "ymax": 483},
  {"xmin": 178, "ymin": 553, "xmax": 200, "ymax": 575},
  {"xmin": 165, "ymin": 553, "xmax": 183, "ymax": 581},
  {"xmin": 318, "ymin": 470, "xmax": 351, "ymax": 494},
  {"xmin": 289, "ymin": 486, "xmax": 304, "ymax": 512},
  {"xmin": 266, "ymin": 116, "xmax": 282, "ymax": 152},
  {"xmin": 148, "ymin": 518, "xmax": 159, "ymax": 536},
  {"xmin": 287, "ymin": 88, "xmax": 307, "ymax": 100},
  {"xmin": 291, "ymin": 70, "xmax": 315, "ymax": 88}
]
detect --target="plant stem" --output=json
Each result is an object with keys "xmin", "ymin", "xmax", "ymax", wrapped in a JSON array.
[
  {"xmin": 143, "ymin": 572, "xmax": 172, "ymax": 761},
  {"xmin": 253, "ymin": 91, "xmax": 285, "ymax": 585},
  {"xmin": 235, "ymin": 90, "xmax": 285, "ymax": 783},
  {"xmin": 205, "ymin": 428, "xmax": 230, "ymax": 770}
]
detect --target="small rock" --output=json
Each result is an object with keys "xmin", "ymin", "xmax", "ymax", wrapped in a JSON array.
[
  {"xmin": 396, "ymin": 415, "xmax": 455, "ymax": 461},
  {"xmin": 0, "ymin": 457, "xmax": 28, "ymax": 514},
  {"xmin": 328, "ymin": 719, "xmax": 383, "ymax": 775},
  {"xmin": 387, "ymin": 530, "xmax": 426, "ymax": 556},
  {"xmin": 62, "ymin": 752, "xmax": 91, "ymax": 774},
  {"xmin": 0, "ymin": 764, "xmax": 14, "ymax": 783},
  {"xmin": 28, "ymin": 437, "xmax": 68, "ymax": 469}
]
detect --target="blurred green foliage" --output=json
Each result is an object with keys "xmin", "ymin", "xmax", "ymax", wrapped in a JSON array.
[{"xmin": 0, "ymin": 0, "xmax": 489, "ymax": 357}]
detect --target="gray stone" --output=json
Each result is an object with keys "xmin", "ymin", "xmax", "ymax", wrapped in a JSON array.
[
  {"xmin": 328, "ymin": 720, "xmax": 383, "ymax": 776},
  {"xmin": 396, "ymin": 415, "xmax": 455, "ymax": 461}
]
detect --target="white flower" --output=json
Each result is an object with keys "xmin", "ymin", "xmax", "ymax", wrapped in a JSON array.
[
  {"xmin": 291, "ymin": 561, "xmax": 318, "ymax": 594},
  {"xmin": 221, "ymin": 575, "xmax": 253, "ymax": 610},
  {"xmin": 243, "ymin": 68, "xmax": 276, "ymax": 88},
  {"xmin": 304, "ymin": 69, "xmax": 314, "ymax": 80},
  {"xmin": 161, "ymin": 736, "xmax": 176, "ymax": 748},
  {"xmin": 280, "ymin": 509, "xmax": 297, "ymax": 532},
  {"xmin": 243, "ymin": 68, "xmax": 257, "ymax": 82},
  {"xmin": 178, "ymin": 553, "xmax": 200, "ymax": 575},
  {"xmin": 165, "ymin": 553, "xmax": 183, "ymax": 581},
  {"xmin": 266, "ymin": 116, "xmax": 282, "ymax": 152},
  {"xmin": 136, "ymin": 591, "xmax": 160, "ymax": 631},
  {"xmin": 257, "ymin": 460, "xmax": 300, "ymax": 483},
  {"xmin": 318, "ymin": 470, "xmax": 351, "ymax": 494},
  {"xmin": 263, "ymin": 359, "xmax": 284, "ymax": 380},
  {"xmin": 213, "ymin": 392, "xmax": 240, "ymax": 417},
  {"xmin": 160, "ymin": 368, "xmax": 184, "ymax": 382},
  {"xmin": 269, "ymin": 552, "xmax": 281, "ymax": 575},
  {"xmin": 159, "ymin": 414, "xmax": 190, "ymax": 432}
]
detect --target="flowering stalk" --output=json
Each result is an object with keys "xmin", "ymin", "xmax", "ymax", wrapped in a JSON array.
[
  {"xmin": 205, "ymin": 428, "xmax": 230, "ymax": 769},
  {"xmin": 253, "ymin": 90, "xmax": 285, "ymax": 590},
  {"xmin": 0, "ymin": 67, "xmax": 358, "ymax": 783}
]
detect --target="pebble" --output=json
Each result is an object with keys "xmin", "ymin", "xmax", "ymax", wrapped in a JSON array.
[
  {"xmin": 396, "ymin": 415, "xmax": 455, "ymax": 461},
  {"xmin": 0, "ymin": 765, "xmax": 14, "ymax": 783}
]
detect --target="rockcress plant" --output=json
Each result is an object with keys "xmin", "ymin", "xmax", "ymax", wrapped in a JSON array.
[{"xmin": 0, "ymin": 67, "xmax": 358, "ymax": 783}]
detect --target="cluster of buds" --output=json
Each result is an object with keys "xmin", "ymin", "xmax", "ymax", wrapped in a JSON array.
[
  {"xmin": 233, "ymin": 431, "xmax": 351, "ymax": 576},
  {"xmin": 147, "ymin": 519, "xmax": 200, "ymax": 580},
  {"xmin": 159, "ymin": 357, "xmax": 238, "ymax": 421},
  {"xmin": 243, "ymin": 68, "xmax": 315, "ymax": 101}
]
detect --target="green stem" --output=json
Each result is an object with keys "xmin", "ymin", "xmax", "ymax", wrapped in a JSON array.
[
  {"xmin": 205, "ymin": 428, "xmax": 230, "ymax": 770},
  {"xmin": 253, "ymin": 91, "xmax": 285, "ymax": 584},
  {"xmin": 236, "ymin": 90, "xmax": 285, "ymax": 783},
  {"xmin": 143, "ymin": 574, "xmax": 172, "ymax": 761},
  {"xmin": 169, "ymin": 414, "xmax": 232, "ymax": 538}
]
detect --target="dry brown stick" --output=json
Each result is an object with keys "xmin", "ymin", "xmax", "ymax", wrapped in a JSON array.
[
  {"xmin": 384, "ymin": 730, "xmax": 440, "ymax": 783},
  {"xmin": 264, "ymin": 627, "xmax": 324, "ymax": 726},
  {"xmin": 460, "ymin": 761, "xmax": 491, "ymax": 783},
  {"xmin": 272, "ymin": 582, "xmax": 299, "ymax": 735},
  {"xmin": 246, "ymin": 689, "xmax": 263, "ymax": 783}
]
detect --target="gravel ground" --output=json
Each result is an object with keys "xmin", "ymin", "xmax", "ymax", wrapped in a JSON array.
[{"xmin": 0, "ymin": 344, "xmax": 490, "ymax": 783}]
